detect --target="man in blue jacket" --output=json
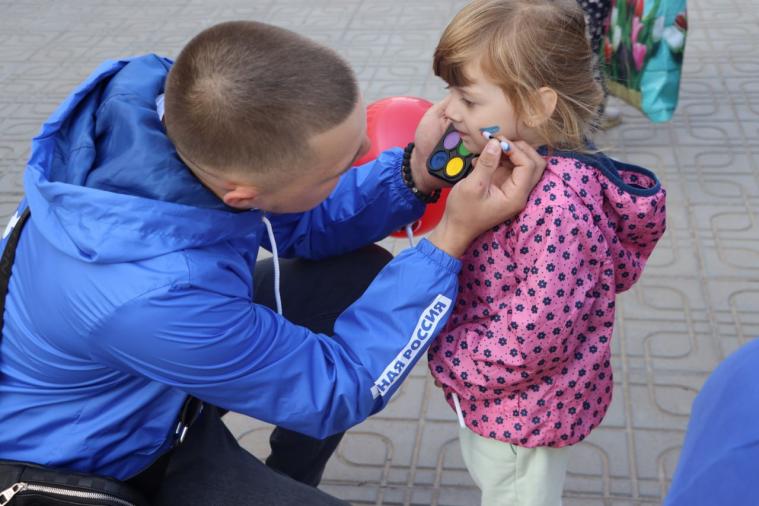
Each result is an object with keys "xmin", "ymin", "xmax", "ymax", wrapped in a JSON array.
[{"xmin": 0, "ymin": 21, "xmax": 545, "ymax": 505}]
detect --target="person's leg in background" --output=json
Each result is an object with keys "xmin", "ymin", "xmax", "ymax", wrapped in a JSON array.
[
  {"xmin": 253, "ymin": 244, "xmax": 394, "ymax": 486},
  {"xmin": 575, "ymin": 0, "xmax": 621, "ymax": 129}
]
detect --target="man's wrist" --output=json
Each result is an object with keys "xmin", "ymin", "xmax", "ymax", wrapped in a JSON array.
[
  {"xmin": 427, "ymin": 221, "xmax": 472, "ymax": 258},
  {"xmin": 401, "ymin": 143, "xmax": 440, "ymax": 203},
  {"xmin": 408, "ymin": 144, "xmax": 437, "ymax": 195}
]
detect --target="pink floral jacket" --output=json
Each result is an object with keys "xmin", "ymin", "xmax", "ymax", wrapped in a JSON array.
[{"xmin": 428, "ymin": 152, "xmax": 666, "ymax": 447}]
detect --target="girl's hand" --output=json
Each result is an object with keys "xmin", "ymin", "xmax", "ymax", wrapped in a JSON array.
[{"xmin": 427, "ymin": 138, "xmax": 545, "ymax": 258}]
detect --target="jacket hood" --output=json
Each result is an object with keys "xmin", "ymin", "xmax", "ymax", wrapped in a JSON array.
[
  {"xmin": 541, "ymin": 149, "xmax": 667, "ymax": 292},
  {"xmin": 23, "ymin": 55, "xmax": 263, "ymax": 264}
]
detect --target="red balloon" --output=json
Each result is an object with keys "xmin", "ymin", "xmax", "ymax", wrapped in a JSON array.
[{"xmin": 357, "ymin": 96, "xmax": 449, "ymax": 237}]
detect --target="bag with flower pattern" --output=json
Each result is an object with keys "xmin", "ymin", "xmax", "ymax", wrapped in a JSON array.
[{"xmin": 601, "ymin": 0, "xmax": 687, "ymax": 122}]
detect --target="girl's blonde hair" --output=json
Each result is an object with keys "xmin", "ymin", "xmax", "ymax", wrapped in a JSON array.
[{"xmin": 434, "ymin": 0, "xmax": 604, "ymax": 152}]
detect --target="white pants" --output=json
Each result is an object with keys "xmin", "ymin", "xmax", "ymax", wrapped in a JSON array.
[{"xmin": 459, "ymin": 427, "xmax": 570, "ymax": 506}]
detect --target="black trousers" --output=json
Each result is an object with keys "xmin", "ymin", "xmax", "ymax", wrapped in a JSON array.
[{"xmin": 135, "ymin": 244, "xmax": 393, "ymax": 505}]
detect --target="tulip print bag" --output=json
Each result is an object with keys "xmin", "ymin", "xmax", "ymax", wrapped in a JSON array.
[{"xmin": 601, "ymin": 0, "xmax": 687, "ymax": 122}]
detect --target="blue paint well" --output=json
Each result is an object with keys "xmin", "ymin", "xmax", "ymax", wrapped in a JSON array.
[{"xmin": 430, "ymin": 151, "xmax": 449, "ymax": 170}]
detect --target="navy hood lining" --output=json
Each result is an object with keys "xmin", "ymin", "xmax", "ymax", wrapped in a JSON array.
[{"xmin": 538, "ymin": 146, "xmax": 661, "ymax": 197}]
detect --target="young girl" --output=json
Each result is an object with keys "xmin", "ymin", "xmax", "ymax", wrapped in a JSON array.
[{"xmin": 426, "ymin": 1, "xmax": 667, "ymax": 505}]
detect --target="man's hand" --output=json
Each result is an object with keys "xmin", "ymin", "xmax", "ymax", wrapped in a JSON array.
[
  {"xmin": 409, "ymin": 97, "xmax": 452, "ymax": 194},
  {"xmin": 427, "ymin": 138, "xmax": 546, "ymax": 258}
]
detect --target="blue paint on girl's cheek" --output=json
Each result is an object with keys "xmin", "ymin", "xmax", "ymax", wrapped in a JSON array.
[{"xmin": 479, "ymin": 125, "xmax": 500, "ymax": 134}]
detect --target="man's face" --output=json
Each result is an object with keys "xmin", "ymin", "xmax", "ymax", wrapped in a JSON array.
[{"xmin": 251, "ymin": 98, "xmax": 371, "ymax": 214}]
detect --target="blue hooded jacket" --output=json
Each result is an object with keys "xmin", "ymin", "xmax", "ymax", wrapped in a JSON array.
[{"xmin": 0, "ymin": 55, "xmax": 460, "ymax": 480}]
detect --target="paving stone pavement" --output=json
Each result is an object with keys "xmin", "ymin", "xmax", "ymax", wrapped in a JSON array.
[{"xmin": 1, "ymin": 0, "xmax": 757, "ymax": 504}]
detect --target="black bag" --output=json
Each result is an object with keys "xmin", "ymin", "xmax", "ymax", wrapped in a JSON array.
[
  {"xmin": 0, "ymin": 461, "xmax": 148, "ymax": 506},
  {"xmin": 0, "ymin": 209, "xmax": 149, "ymax": 506}
]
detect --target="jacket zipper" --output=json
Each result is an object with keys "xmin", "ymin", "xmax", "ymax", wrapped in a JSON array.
[{"xmin": 0, "ymin": 481, "xmax": 135, "ymax": 506}]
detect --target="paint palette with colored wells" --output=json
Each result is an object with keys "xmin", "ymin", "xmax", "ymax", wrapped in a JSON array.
[{"xmin": 426, "ymin": 125, "xmax": 475, "ymax": 184}]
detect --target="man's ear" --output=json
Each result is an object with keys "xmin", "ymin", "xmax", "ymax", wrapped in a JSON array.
[
  {"xmin": 221, "ymin": 185, "xmax": 261, "ymax": 210},
  {"xmin": 526, "ymin": 87, "xmax": 558, "ymax": 127}
]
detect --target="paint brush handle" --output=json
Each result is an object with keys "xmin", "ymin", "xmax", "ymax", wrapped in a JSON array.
[{"xmin": 481, "ymin": 130, "xmax": 511, "ymax": 153}]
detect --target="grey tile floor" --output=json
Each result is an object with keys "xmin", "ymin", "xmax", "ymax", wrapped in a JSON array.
[{"xmin": 1, "ymin": 0, "xmax": 757, "ymax": 504}]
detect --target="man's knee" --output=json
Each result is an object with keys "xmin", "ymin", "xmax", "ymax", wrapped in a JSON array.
[
  {"xmin": 345, "ymin": 244, "xmax": 393, "ymax": 281},
  {"xmin": 328, "ymin": 244, "xmax": 393, "ymax": 298}
]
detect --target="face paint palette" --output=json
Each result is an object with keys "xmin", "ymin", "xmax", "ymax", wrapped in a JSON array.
[{"xmin": 426, "ymin": 124, "xmax": 475, "ymax": 184}]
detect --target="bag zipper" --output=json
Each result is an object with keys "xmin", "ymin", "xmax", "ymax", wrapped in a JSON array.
[{"xmin": 0, "ymin": 481, "xmax": 136, "ymax": 506}]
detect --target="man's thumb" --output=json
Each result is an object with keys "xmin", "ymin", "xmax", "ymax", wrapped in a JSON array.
[{"xmin": 471, "ymin": 139, "xmax": 502, "ymax": 180}]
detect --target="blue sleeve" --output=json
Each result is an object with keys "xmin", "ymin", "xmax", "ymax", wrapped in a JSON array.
[
  {"xmin": 260, "ymin": 148, "xmax": 426, "ymax": 259},
  {"xmin": 89, "ymin": 239, "xmax": 459, "ymax": 438},
  {"xmin": 664, "ymin": 339, "xmax": 759, "ymax": 506}
]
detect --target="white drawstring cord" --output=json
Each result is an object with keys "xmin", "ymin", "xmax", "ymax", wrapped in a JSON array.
[
  {"xmin": 261, "ymin": 215, "xmax": 283, "ymax": 316},
  {"xmin": 405, "ymin": 223, "xmax": 415, "ymax": 248},
  {"xmin": 451, "ymin": 392, "xmax": 466, "ymax": 428}
]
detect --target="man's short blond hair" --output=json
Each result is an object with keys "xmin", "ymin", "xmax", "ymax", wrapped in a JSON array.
[{"xmin": 165, "ymin": 21, "xmax": 358, "ymax": 176}]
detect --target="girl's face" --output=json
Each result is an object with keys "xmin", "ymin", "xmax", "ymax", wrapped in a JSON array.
[{"xmin": 443, "ymin": 61, "xmax": 536, "ymax": 153}]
